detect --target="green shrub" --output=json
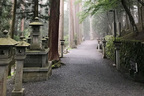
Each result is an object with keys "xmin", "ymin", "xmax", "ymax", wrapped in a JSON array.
[
  {"xmin": 105, "ymin": 35, "xmax": 115, "ymax": 61},
  {"xmin": 105, "ymin": 35, "xmax": 144, "ymax": 78}
]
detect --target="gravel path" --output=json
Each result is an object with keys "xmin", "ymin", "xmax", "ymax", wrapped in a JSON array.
[{"xmin": 7, "ymin": 40, "xmax": 144, "ymax": 96}]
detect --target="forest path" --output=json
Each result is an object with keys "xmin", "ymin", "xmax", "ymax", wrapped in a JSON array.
[{"xmin": 7, "ymin": 40, "xmax": 144, "ymax": 96}]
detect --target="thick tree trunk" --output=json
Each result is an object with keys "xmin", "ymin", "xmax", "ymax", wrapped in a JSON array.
[
  {"xmin": 48, "ymin": 0, "xmax": 60, "ymax": 61},
  {"xmin": 121, "ymin": 0, "xmax": 139, "ymax": 34},
  {"xmin": 74, "ymin": 2, "xmax": 80, "ymax": 45},
  {"xmin": 69, "ymin": 0, "xmax": 75, "ymax": 48},
  {"xmin": 58, "ymin": 0, "xmax": 64, "ymax": 55}
]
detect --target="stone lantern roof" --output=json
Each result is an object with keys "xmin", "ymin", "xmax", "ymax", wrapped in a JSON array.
[
  {"xmin": 0, "ymin": 30, "xmax": 18, "ymax": 46},
  {"xmin": 29, "ymin": 17, "xmax": 43, "ymax": 26},
  {"xmin": 16, "ymin": 36, "xmax": 30, "ymax": 47}
]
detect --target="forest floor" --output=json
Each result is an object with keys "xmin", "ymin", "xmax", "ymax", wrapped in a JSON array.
[{"xmin": 7, "ymin": 40, "xmax": 144, "ymax": 96}]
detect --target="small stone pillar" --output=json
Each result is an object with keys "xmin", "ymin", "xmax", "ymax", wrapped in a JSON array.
[
  {"xmin": 114, "ymin": 41, "xmax": 121, "ymax": 70},
  {"xmin": 102, "ymin": 38, "xmax": 107, "ymax": 58},
  {"xmin": 60, "ymin": 40, "xmax": 65, "ymax": 58},
  {"xmin": 12, "ymin": 36, "xmax": 30, "ymax": 96},
  {"xmin": 97, "ymin": 38, "xmax": 101, "ymax": 51},
  {"xmin": 0, "ymin": 30, "xmax": 18, "ymax": 96}
]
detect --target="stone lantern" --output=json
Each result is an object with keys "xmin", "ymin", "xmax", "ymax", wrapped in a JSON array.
[
  {"xmin": 29, "ymin": 17, "xmax": 43, "ymax": 50},
  {"xmin": 0, "ymin": 30, "xmax": 18, "ymax": 96},
  {"xmin": 102, "ymin": 38, "xmax": 107, "ymax": 58},
  {"xmin": 23, "ymin": 17, "xmax": 51, "ymax": 82},
  {"xmin": 60, "ymin": 40, "xmax": 65, "ymax": 58},
  {"xmin": 114, "ymin": 41, "xmax": 121, "ymax": 70},
  {"xmin": 12, "ymin": 36, "xmax": 30, "ymax": 96}
]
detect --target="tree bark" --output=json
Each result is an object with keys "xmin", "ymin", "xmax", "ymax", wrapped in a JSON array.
[
  {"xmin": 69, "ymin": 0, "xmax": 75, "ymax": 48},
  {"xmin": 48, "ymin": 0, "xmax": 60, "ymax": 61},
  {"xmin": 121, "ymin": 0, "xmax": 139, "ymax": 34},
  {"xmin": 89, "ymin": 16, "xmax": 94, "ymax": 40},
  {"xmin": 74, "ymin": 2, "xmax": 80, "ymax": 45},
  {"xmin": 58, "ymin": 0, "xmax": 64, "ymax": 55},
  {"xmin": 9, "ymin": 0, "xmax": 17, "ymax": 38}
]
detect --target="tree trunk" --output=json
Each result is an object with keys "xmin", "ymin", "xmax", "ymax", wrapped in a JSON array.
[
  {"xmin": 9, "ymin": 0, "xmax": 17, "ymax": 38},
  {"xmin": 58, "ymin": 0, "xmax": 64, "ymax": 55},
  {"xmin": 89, "ymin": 16, "xmax": 94, "ymax": 40},
  {"xmin": 121, "ymin": 0, "xmax": 139, "ymax": 34},
  {"xmin": 48, "ymin": 0, "xmax": 60, "ymax": 61},
  {"xmin": 69, "ymin": 0, "xmax": 75, "ymax": 48},
  {"xmin": 73, "ymin": 2, "xmax": 80, "ymax": 45},
  {"xmin": 79, "ymin": 3, "xmax": 83, "ymax": 43}
]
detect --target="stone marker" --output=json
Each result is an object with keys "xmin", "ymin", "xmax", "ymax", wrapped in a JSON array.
[
  {"xmin": 0, "ymin": 30, "xmax": 18, "ymax": 96},
  {"xmin": 97, "ymin": 38, "xmax": 101, "ymax": 51},
  {"xmin": 60, "ymin": 40, "xmax": 65, "ymax": 58},
  {"xmin": 102, "ymin": 38, "xmax": 107, "ymax": 58},
  {"xmin": 114, "ymin": 41, "xmax": 121, "ymax": 70}
]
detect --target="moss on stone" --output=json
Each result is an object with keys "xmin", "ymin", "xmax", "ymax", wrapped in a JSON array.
[{"xmin": 52, "ymin": 60, "xmax": 65, "ymax": 69}]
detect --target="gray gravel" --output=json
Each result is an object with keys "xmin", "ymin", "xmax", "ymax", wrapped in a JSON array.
[{"xmin": 7, "ymin": 40, "xmax": 144, "ymax": 96}]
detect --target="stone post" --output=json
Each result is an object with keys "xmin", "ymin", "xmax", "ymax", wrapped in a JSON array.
[
  {"xmin": 102, "ymin": 38, "xmax": 107, "ymax": 58},
  {"xmin": 97, "ymin": 39, "xmax": 101, "ymax": 51},
  {"xmin": 0, "ymin": 30, "xmax": 18, "ymax": 96},
  {"xmin": 114, "ymin": 41, "xmax": 121, "ymax": 70},
  {"xmin": 60, "ymin": 40, "xmax": 65, "ymax": 58},
  {"xmin": 12, "ymin": 36, "xmax": 30, "ymax": 96}
]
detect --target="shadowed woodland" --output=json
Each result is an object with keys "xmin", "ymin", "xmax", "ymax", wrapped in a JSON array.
[{"xmin": 1, "ymin": 0, "xmax": 144, "ymax": 96}]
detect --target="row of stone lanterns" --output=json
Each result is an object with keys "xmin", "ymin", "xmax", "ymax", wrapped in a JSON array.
[
  {"xmin": 0, "ymin": 30, "xmax": 30, "ymax": 96},
  {"xmin": 100, "ymin": 37, "xmax": 121, "ymax": 71}
]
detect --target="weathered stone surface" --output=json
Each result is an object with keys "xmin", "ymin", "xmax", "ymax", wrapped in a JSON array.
[
  {"xmin": 0, "ymin": 66, "xmax": 8, "ymax": 96},
  {"xmin": 12, "ymin": 88, "xmax": 24, "ymax": 96},
  {"xmin": 24, "ymin": 49, "xmax": 49, "ymax": 67},
  {"xmin": 23, "ymin": 63, "xmax": 52, "ymax": 82}
]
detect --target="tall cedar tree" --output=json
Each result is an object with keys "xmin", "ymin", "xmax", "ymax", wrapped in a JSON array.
[{"xmin": 48, "ymin": 0, "xmax": 60, "ymax": 61}]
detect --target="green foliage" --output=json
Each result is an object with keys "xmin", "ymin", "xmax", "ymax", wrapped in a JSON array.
[
  {"xmin": 0, "ymin": 0, "xmax": 12, "ymax": 35},
  {"xmin": 106, "ymin": 36, "xmax": 144, "ymax": 78},
  {"xmin": 105, "ymin": 35, "xmax": 115, "ymax": 61},
  {"xmin": 16, "ymin": 0, "xmax": 49, "ymax": 21},
  {"xmin": 52, "ymin": 60, "xmax": 65, "ymax": 69},
  {"xmin": 64, "ymin": 35, "xmax": 69, "ymax": 47},
  {"xmin": 120, "ymin": 41, "xmax": 144, "ymax": 74},
  {"xmin": 79, "ymin": 0, "xmax": 120, "ymax": 22}
]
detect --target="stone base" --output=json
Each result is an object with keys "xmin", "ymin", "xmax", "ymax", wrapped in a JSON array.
[
  {"xmin": 24, "ymin": 49, "xmax": 49, "ymax": 67},
  {"xmin": 12, "ymin": 88, "xmax": 24, "ymax": 96},
  {"xmin": 23, "ymin": 63, "xmax": 52, "ymax": 82}
]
